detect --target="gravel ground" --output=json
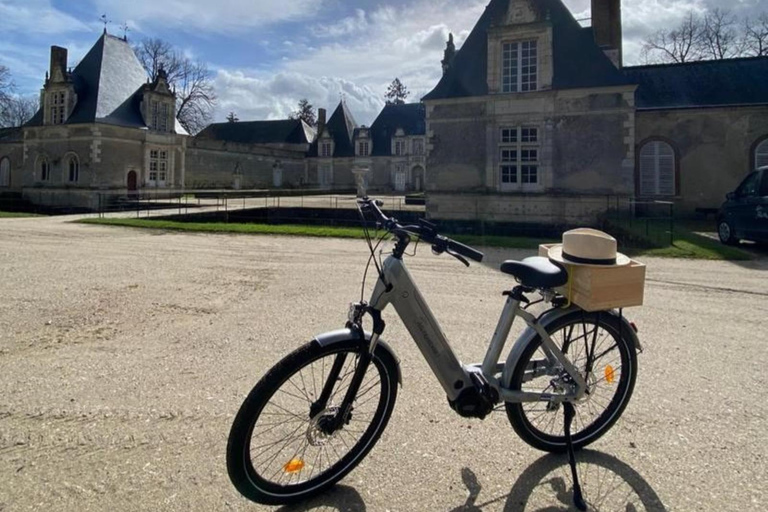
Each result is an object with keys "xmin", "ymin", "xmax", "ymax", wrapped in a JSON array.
[{"xmin": 1, "ymin": 216, "xmax": 767, "ymax": 512}]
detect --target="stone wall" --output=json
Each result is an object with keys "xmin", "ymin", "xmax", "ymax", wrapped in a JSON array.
[
  {"xmin": 186, "ymin": 139, "xmax": 306, "ymax": 190},
  {"xmin": 635, "ymin": 105, "xmax": 768, "ymax": 213},
  {"xmin": 0, "ymin": 135, "xmax": 24, "ymax": 191},
  {"xmin": 425, "ymin": 86, "xmax": 636, "ymax": 221},
  {"xmin": 427, "ymin": 192, "xmax": 619, "ymax": 225}
]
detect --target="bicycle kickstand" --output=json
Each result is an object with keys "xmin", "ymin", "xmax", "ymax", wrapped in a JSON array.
[{"xmin": 563, "ymin": 402, "xmax": 587, "ymax": 511}]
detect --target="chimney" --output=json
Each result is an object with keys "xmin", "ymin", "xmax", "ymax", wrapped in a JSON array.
[
  {"xmin": 49, "ymin": 46, "xmax": 68, "ymax": 82},
  {"xmin": 317, "ymin": 108, "xmax": 327, "ymax": 136},
  {"xmin": 591, "ymin": 0, "xmax": 622, "ymax": 68}
]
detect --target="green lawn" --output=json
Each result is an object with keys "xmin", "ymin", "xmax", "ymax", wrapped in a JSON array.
[
  {"xmin": 605, "ymin": 218, "xmax": 753, "ymax": 260},
  {"xmin": 0, "ymin": 211, "xmax": 43, "ymax": 218},
  {"xmin": 78, "ymin": 217, "xmax": 755, "ymax": 260}
]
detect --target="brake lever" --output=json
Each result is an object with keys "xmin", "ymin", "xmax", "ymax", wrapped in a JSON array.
[{"xmin": 446, "ymin": 249, "xmax": 470, "ymax": 267}]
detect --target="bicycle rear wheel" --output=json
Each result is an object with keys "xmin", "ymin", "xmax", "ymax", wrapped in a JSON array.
[
  {"xmin": 505, "ymin": 311, "xmax": 637, "ymax": 453},
  {"xmin": 227, "ymin": 339, "xmax": 399, "ymax": 505}
]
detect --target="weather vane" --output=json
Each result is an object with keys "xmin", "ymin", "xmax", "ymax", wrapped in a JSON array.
[
  {"xmin": 120, "ymin": 22, "xmax": 130, "ymax": 40},
  {"xmin": 100, "ymin": 14, "xmax": 111, "ymax": 34}
]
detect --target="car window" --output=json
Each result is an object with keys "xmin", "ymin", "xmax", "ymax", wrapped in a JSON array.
[
  {"xmin": 760, "ymin": 171, "xmax": 768, "ymax": 197},
  {"xmin": 736, "ymin": 172, "xmax": 760, "ymax": 197}
]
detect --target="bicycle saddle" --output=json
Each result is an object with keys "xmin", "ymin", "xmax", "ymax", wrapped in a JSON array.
[{"xmin": 500, "ymin": 257, "xmax": 569, "ymax": 289}]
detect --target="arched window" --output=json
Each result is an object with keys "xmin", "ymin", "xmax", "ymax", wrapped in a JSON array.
[
  {"xmin": 39, "ymin": 157, "xmax": 50, "ymax": 182},
  {"xmin": 755, "ymin": 139, "xmax": 768, "ymax": 169},
  {"xmin": 0, "ymin": 157, "xmax": 10, "ymax": 187},
  {"xmin": 639, "ymin": 140, "xmax": 676, "ymax": 196},
  {"xmin": 67, "ymin": 154, "xmax": 79, "ymax": 183}
]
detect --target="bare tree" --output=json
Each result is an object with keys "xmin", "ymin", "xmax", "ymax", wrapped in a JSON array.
[
  {"xmin": 174, "ymin": 58, "xmax": 216, "ymax": 134},
  {"xmin": 745, "ymin": 13, "xmax": 768, "ymax": 56},
  {"xmin": 642, "ymin": 12, "xmax": 704, "ymax": 63},
  {"xmin": 226, "ymin": 112, "xmax": 239, "ymax": 123},
  {"xmin": 0, "ymin": 95, "xmax": 39, "ymax": 128},
  {"xmin": 0, "ymin": 65, "xmax": 12, "ymax": 116},
  {"xmin": 133, "ymin": 38, "xmax": 216, "ymax": 135},
  {"xmin": 701, "ymin": 8, "xmax": 741, "ymax": 59},
  {"xmin": 133, "ymin": 38, "xmax": 182, "ymax": 84},
  {"xmin": 290, "ymin": 99, "xmax": 316, "ymax": 126}
]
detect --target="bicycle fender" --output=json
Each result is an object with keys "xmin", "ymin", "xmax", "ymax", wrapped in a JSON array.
[
  {"xmin": 501, "ymin": 308, "xmax": 641, "ymax": 386},
  {"xmin": 313, "ymin": 329, "xmax": 402, "ymax": 386}
]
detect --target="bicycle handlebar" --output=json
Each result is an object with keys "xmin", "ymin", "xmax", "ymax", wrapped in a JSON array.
[{"xmin": 358, "ymin": 197, "xmax": 484, "ymax": 264}]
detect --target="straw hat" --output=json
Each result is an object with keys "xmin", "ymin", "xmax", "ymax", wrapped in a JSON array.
[{"xmin": 548, "ymin": 228, "xmax": 631, "ymax": 267}]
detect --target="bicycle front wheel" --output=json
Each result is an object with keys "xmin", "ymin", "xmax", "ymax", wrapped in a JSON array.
[
  {"xmin": 505, "ymin": 310, "xmax": 638, "ymax": 453},
  {"xmin": 227, "ymin": 339, "xmax": 399, "ymax": 505}
]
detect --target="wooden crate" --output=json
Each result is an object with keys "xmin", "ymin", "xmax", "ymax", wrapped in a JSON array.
[{"xmin": 538, "ymin": 244, "xmax": 646, "ymax": 311}]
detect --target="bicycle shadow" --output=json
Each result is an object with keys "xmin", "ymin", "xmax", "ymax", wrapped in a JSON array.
[
  {"xmin": 275, "ymin": 485, "xmax": 367, "ymax": 512},
  {"xmin": 449, "ymin": 450, "xmax": 667, "ymax": 512}
]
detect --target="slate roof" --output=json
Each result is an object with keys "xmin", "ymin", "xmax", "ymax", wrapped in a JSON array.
[
  {"xmin": 196, "ymin": 119, "xmax": 315, "ymax": 145},
  {"xmin": 369, "ymin": 103, "xmax": 426, "ymax": 157},
  {"xmin": 0, "ymin": 127, "xmax": 22, "ymax": 142},
  {"xmin": 624, "ymin": 57, "xmax": 768, "ymax": 110},
  {"xmin": 26, "ymin": 33, "xmax": 179, "ymax": 130},
  {"xmin": 310, "ymin": 101, "xmax": 358, "ymax": 157},
  {"xmin": 423, "ymin": 0, "xmax": 629, "ymax": 101}
]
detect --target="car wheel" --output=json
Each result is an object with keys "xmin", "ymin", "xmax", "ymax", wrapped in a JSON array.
[{"xmin": 717, "ymin": 219, "xmax": 738, "ymax": 245}]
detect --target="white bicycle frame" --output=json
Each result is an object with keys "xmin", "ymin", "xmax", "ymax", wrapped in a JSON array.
[{"xmin": 367, "ymin": 254, "xmax": 588, "ymax": 403}]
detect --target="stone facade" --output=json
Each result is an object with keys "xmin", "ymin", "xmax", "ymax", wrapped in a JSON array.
[
  {"xmin": 423, "ymin": 0, "xmax": 768, "ymax": 221},
  {"xmin": 635, "ymin": 106, "xmax": 768, "ymax": 212},
  {"xmin": 424, "ymin": 0, "xmax": 635, "ymax": 223}
]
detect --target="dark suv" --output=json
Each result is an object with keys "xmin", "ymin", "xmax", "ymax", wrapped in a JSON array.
[{"xmin": 717, "ymin": 166, "xmax": 768, "ymax": 245}]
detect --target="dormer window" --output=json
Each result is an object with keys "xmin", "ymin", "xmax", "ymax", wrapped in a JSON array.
[
  {"xmin": 50, "ymin": 91, "xmax": 66, "ymax": 125},
  {"xmin": 321, "ymin": 142, "xmax": 333, "ymax": 158},
  {"xmin": 151, "ymin": 101, "xmax": 171, "ymax": 132},
  {"xmin": 394, "ymin": 140, "xmax": 407, "ymax": 156},
  {"xmin": 502, "ymin": 40, "xmax": 538, "ymax": 93},
  {"xmin": 413, "ymin": 138, "xmax": 424, "ymax": 155},
  {"xmin": 358, "ymin": 141, "xmax": 370, "ymax": 157}
]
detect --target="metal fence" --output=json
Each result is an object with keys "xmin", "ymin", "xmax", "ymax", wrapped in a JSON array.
[
  {"xmin": 95, "ymin": 189, "xmax": 424, "ymax": 226},
  {"xmin": 92, "ymin": 189, "xmax": 676, "ymax": 249}
]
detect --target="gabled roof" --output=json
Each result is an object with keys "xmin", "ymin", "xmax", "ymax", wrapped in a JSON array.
[
  {"xmin": 624, "ymin": 57, "xmax": 768, "ymax": 110},
  {"xmin": 196, "ymin": 119, "xmax": 315, "ymax": 145},
  {"xmin": 423, "ymin": 0, "xmax": 629, "ymax": 101},
  {"xmin": 369, "ymin": 103, "xmax": 426, "ymax": 156},
  {"xmin": 26, "ymin": 33, "xmax": 181, "ymax": 130},
  {"xmin": 310, "ymin": 101, "xmax": 358, "ymax": 157}
]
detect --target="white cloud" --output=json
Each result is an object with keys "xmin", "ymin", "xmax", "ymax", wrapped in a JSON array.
[
  {"xmin": 0, "ymin": 0, "xmax": 91, "ymax": 35},
  {"xmin": 215, "ymin": 70, "xmax": 383, "ymax": 126},
  {"xmin": 92, "ymin": 0, "xmax": 321, "ymax": 34},
  {"xmin": 212, "ymin": 0, "xmax": 486, "ymax": 125}
]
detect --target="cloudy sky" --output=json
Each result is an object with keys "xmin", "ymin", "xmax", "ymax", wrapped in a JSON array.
[{"xmin": 1, "ymin": 0, "xmax": 765, "ymax": 126}]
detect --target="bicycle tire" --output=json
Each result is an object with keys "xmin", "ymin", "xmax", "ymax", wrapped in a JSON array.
[
  {"xmin": 227, "ymin": 339, "xmax": 399, "ymax": 505},
  {"xmin": 505, "ymin": 310, "xmax": 637, "ymax": 453}
]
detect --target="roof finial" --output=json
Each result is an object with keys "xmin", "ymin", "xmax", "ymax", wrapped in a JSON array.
[
  {"xmin": 442, "ymin": 32, "xmax": 456, "ymax": 76},
  {"xmin": 100, "ymin": 14, "xmax": 111, "ymax": 34},
  {"xmin": 120, "ymin": 22, "xmax": 129, "ymax": 41}
]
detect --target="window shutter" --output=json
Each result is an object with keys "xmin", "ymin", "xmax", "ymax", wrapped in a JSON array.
[{"xmin": 640, "ymin": 141, "xmax": 675, "ymax": 196}]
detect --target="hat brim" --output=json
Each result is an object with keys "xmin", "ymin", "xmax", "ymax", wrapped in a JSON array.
[{"xmin": 548, "ymin": 245, "xmax": 631, "ymax": 267}]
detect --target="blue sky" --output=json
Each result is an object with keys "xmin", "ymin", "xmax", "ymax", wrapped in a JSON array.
[{"xmin": 1, "ymin": 0, "xmax": 765, "ymax": 126}]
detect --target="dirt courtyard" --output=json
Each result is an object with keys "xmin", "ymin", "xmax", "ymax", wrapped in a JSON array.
[{"xmin": 1, "ymin": 216, "xmax": 767, "ymax": 511}]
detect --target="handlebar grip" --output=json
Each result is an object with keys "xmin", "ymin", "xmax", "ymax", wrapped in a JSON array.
[{"xmin": 447, "ymin": 239, "xmax": 484, "ymax": 263}]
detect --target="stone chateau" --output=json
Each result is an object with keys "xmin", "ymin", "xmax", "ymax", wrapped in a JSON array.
[
  {"xmin": 1, "ymin": 0, "xmax": 767, "ymax": 221},
  {"xmin": 0, "ymin": 33, "xmax": 427, "ymax": 210}
]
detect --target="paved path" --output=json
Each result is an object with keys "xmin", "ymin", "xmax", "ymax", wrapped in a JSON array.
[{"xmin": 1, "ymin": 216, "xmax": 766, "ymax": 511}]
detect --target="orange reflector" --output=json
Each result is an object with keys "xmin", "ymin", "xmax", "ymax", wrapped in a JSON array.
[
  {"xmin": 283, "ymin": 459, "xmax": 305, "ymax": 474},
  {"xmin": 605, "ymin": 365, "xmax": 615, "ymax": 384}
]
